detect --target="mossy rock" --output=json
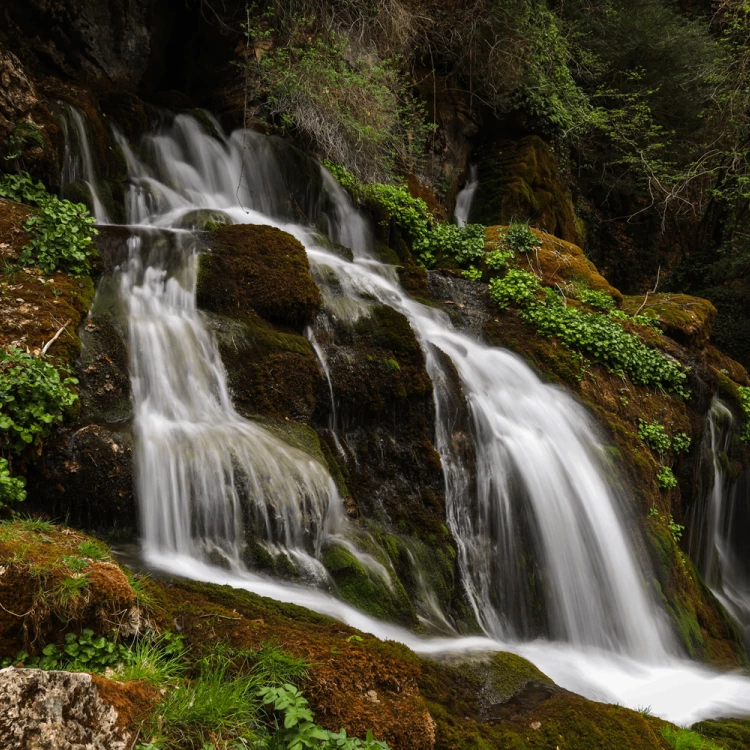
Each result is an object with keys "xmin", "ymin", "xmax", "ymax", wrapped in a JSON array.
[
  {"xmin": 692, "ymin": 718, "xmax": 750, "ymax": 749},
  {"xmin": 207, "ymin": 312, "xmax": 322, "ymax": 423},
  {"xmin": 322, "ymin": 542, "xmax": 417, "ymax": 627},
  {"xmin": 197, "ymin": 224, "xmax": 321, "ymax": 331},
  {"xmin": 622, "ymin": 293, "xmax": 717, "ymax": 349},
  {"xmin": 25, "ymin": 425, "xmax": 136, "ymax": 538},
  {"xmin": 177, "ymin": 208, "xmax": 233, "ymax": 231},
  {"xmin": 472, "ymin": 135, "xmax": 580, "ymax": 245},
  {"xmin": 0, "ymin": 521, "xmax": 139, "ymax": 657}
]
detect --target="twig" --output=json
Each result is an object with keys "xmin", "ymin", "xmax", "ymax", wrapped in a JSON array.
[
  {"xmin": 198, "ymin": 613, "xmax": 242, "ymax": 620},
  {"xmin": 0, "ymin": 600, "xmax": 32, "ymax": 618},
  {"xmin": 41, "ymin": 318, "xmax": 72, "ymax": 355},
  {"xmin": 634, "ymin": 267, "xmax": 661, "ymax": 317}
]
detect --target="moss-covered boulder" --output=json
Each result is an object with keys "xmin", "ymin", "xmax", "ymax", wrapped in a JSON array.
[
  {"xmin": 622, "ymin": 293, "xmax": 717, "ymax": 350},
  {"xmin": 0, "ymin": 520, "xmax": 141, "ymax": 657},
  {"xmin": 472, "ymin": 136, "xmax": 581, "ymax": 245},
  {"xmin": 198, "ymin": 224, "xmax": 322, "ymax": 331},
  {"xmin": 208, "ymin": 312, "xmax": 323, "ymax": 423}
]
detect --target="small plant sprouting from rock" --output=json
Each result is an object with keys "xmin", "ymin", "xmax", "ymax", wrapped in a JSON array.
[
  {"xmin": 498, "ymin": 223, "xmax": 542, "ymax": 255},
  {"xmin": 739, "ymin": 386, "xmax": 750, "ymax": 443},
  {"xmin": 638, "ymin": 420, "xmax": 672, "ymax": 455},
  {"xmin": 657, "ymin": 466, "xmax": 678, "ymax": 490}
]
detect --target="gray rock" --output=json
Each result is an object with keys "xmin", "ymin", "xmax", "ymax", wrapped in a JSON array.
[{"xmin": 0, "ymin": 668, "xmax": 132, "ymax": 750}]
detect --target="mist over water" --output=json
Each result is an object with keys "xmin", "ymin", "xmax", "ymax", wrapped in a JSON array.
[{"xmin": 63, "ymin": 109, "xmax": 750, "ymax": 724}]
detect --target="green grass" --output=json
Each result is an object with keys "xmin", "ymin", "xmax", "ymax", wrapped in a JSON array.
[
  {"xmin": 117, "ymin": 633, "xmax": 187, "ymax": 686},
  {"xmin": 661, "ymin": 725, "xmax": 724, "ymax": 750},
  {"xmin": 77, "ymin": 539, "xmax": 109, "ymax": 560}
]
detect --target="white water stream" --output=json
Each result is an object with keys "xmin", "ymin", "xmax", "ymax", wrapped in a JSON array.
[
  {"xmin": 454, "ymin": 164, "xmax": 478, "ymax": 227},
  {"xmin": 70, "ymin": 112, "xmax": 750, "ymax": 725}
]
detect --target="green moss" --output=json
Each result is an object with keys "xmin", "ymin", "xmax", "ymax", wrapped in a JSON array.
[
  {"xmin": 208, "ymin": 313, "xmax": 321, "ymax": 423},
  {"xmin": 197, "ymin": 224, "xmax": 321, "ymax": 331},
  {"xmin": 486, "ymin": 651, "xmax": 551, "ymax": 702},
  {"xmin": 472, "ymin": 136, "xmax": 580, "ymax": 245},
  {"xmin": 322, "ymin": 542, "xmax": 416, "ymax": 626},
  {"xmin": 692, "ymin": 718, "xmax": 750, "ymax": 749}
]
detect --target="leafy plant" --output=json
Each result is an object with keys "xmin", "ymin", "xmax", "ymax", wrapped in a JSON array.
[
  {"xmin": 638, "ymin": 420, "xmax": 672, "ymax": 455},
  {"xmin": 462, "ymin": 266, "xmax": 482, "ymax": 281},
  {"xmin": 488, "ymin": 269, "xmax": 542, "ymax": 309},
  {"xmin": 0, "ymin": 346, "xmax": 79, "ymax": 453},
  {"xmin": 0, "ymin": 171, "xmax": 97, "ymax": 276},
  {"xmin": 2, "ymin": 629, "xmax": 131, "ymax": 672},
  {"xmin": 0, "ymin": 457, "xmax": 26, "ymax": 507},
  {"xmin": 498, "ymin": 223, "xmax": 542, "ymax": 255},
  {"xmin": 415, "ymin": 222, "xmax": 486, "ymax": 266},
  {"xmin": 484, "ymin": 246, "xmax": 515, "ymax": 271},
  {"xmin": 579, "ymin": 288, "xmax": 616, "ymax": 311},
  {"xmin": 657, "ymin": 466, "xmax": 678, "ymax": 490},
  {"xmin": 672, "ymin": 432, "xmax": 691, "ymax": 454}
]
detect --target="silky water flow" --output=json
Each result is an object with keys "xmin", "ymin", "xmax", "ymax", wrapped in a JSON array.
[{"xmin": 65, "ymin": 111, "xmax": 750, "ymax": 725}]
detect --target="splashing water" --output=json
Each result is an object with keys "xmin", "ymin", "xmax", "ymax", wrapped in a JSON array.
[{"xmin": 68, "ymin": 110, "xmax": 750, "ymax": 723}]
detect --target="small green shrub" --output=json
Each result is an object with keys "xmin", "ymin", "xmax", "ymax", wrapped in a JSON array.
[
  {"xmin": 77, "ymin": 539, "xmax": 109, "ymax": 560},
  {"xmin": 638, "ymin": 420, "xmax": 672, "ymax": 455},
  {"xmin": 498, "ymin": 223, "xmax": 542, "ymax": 254},
  {"xmin": 462, "ymin": 266, "xmax": 482, "ymax": 281},
  {"xmin": 672, "ymin": 432, "xmax": 691, "ymax": 454},
  {"xmin": 415, "ymin": 222, "xmax": 485, "ymax": 266},
  {"xmin": 0, "ymin": 457, "xmax": 26, "ymax": 507},
  {"xmin": 0, "ymin": 346, "xmax": 79, "ymax": 453},
  {"xmin": 658, "ymin": 466, "xmax": 678, "ymax": 490},
  {"xmin": 0, "ymin": 171, "xmax": 97, "ymax": 276},
  {"xmin": 118, "ymin": 632, "xmax": 186, "ymax": 685},
  {"xmin": 488, "ymin": 269, "xmax": 542, "ymax": 309}
]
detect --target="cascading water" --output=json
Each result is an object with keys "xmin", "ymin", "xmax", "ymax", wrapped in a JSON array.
[
  {"xmin": 58, "ymin": 103, "xmax": 111, "ymax": 224},
  {"xmin": 454, "ymin": 164, "xmax": 478, "ymax": 227},
  {"xmin": 315, "ymin": 175, "xmax": 669, "ymax": 657},
  {"xmin": 688, "ymin": 400, "xmax": 750, "ymax": 640},
  {"xmin": 66, "ymin": 110, "xmax": 750, "ymax": 724}
]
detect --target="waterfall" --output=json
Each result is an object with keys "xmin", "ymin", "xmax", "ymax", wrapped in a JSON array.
[
  {"xmin": 688, "ymin": 400, "xmax": 750, "ymax": 639},
  {"xmin": 454, "ymin": 164, "xmax": 478, "ymax": 227},
  {"xmin": 64, "ymin": 109, "xmax": 750, "ymax": 724},
  {"xmin": 58, "ymin": 103, "xmax": 111, "ymax": 224}
]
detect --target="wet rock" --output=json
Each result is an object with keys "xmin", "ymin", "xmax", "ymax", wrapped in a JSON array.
[
  {"xmin": 198, "ymin": 224, "xmax": 322, "ymax": 331},
  {"xmin": 27, "ymin": 425, "xmax": 136, "ymax": 537},
  {"xmin": 0, "ymin": 668, "xmax": 134, "ymax": 750}
]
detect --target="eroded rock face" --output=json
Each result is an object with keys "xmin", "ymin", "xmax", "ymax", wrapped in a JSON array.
[{"xmin": 0, "ymin": 668, "xmax": 132, "ymax": 750}]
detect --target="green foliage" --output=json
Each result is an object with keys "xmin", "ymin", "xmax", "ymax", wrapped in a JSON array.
[
  {"xmin": 415, "ymin": 223, "xmax": 485, "ymax": 266},
  {"xmin": 658, "ymin": 466, "xmax": 678, "ymax": 490},
  {"xmin": 498, "ymin": 223, "xmax": 542, "ymax": 255},
  {"xmin": 0, "ymin": 346, "xmax": 78, "ymax": 453},
  {"xmin": 739, "ymin": 386, "xmax": 750, "ymax": 442},
  {"xmin": 661, "ymin": 724, "xmax": 723, "ymax": 750},
  {"xmin": 77, "ymin": 539, "xmax": 109, "ymax": 560},
  {"xmin": 0, "ymin": 457, "xmax": 26, "ymax": 507},
  {"xmin": 259, "ymin": 683, "xmax": 390, "ymax": 750},
  {"xmin": 672, "ymin": 432, "xmax": 691, "ymax": 454},
  {"xmin": 489, "ymin": 269, "xmax": 542, "ymax": 310},
  {"xmin": 244, "ymin": 15, "xmax": 431, "ymax": 183},
  {"xmin": 4, "ymin": 120, "xmax": 43, "ymax": 161},
  {"xmin": 0, "ymin": 171, "xmax": 97, "ymax": 276},
  {"xmin": 326, "ymin": 164, "xmax": 487, "ymax": 269},
  {"xmin": 2, "ymin": 629, "xmax": 131, "ymax": 672},
  {"xmin": 579, "ymin": 288, "xmax": 616, "ymax": 311},
  {"xmin": 118, "ymin": 632, "xmax": 187, "ymax": 685},
  {"xmin": 490, "ymin": 281, "xmax": 689, "ymax": 397},
  {"xmin": 638, "ymin": 420, "xmax": 672, "ymax": 455},
  {"xmin": 484, "ymin": 247, "xmax": 515, "ymax": 271},
  {"xmin": 462, "ymin": 266, "xmax": 482, "ymax": 281}
]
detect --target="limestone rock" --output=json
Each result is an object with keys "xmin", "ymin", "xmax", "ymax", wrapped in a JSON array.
[{"xmin": 0, "ymin": 668, "xmax": 131, "ymax": 750}]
